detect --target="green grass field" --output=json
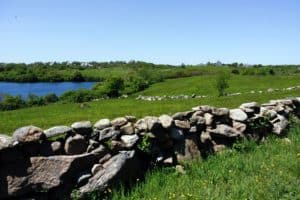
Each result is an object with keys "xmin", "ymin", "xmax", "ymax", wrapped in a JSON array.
[
  {"xmin": 1, "ymin": 74, "xmax": 300, "ymax": 134},
  {"xmin": 109, "ymin": 125, "xmax": 300, "ymax": 200}
]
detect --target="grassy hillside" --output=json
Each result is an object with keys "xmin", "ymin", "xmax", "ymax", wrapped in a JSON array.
[
  {"xmin": 109, "ymin": 125, "xmax": 300, "ymax": 200},
  {"xmin": 138, "ymin": 74, "xmax": 300, "ymax": 96},
  {"xmin": 1, "ymin": 89, "xmax": 300, "ymax": 134}
]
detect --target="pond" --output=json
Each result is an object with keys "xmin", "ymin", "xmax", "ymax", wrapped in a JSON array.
[{"xmin": 0, "ymin": 82, "xmax": 95, "ymax": 99}]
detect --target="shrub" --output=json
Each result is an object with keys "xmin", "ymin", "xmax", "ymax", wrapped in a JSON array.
[
  {"xmin": 216, "ymin": 73, "xmax": 230, "ymax": 96},
  {"xmin": 71, "ymin": 71, "xmax": 85, "ymax": 82},
  {"xmin": 0, "ymin": 95, "xmax": 26, "ymax": 110},
  {"xmin": 102, "ymin": 77, "xmax": 125, "ymax": 98},
  {"xmin": 125, "ymin": 75, "xmax": 149, "ymax": 94},
  {"xmin": 27, "ymin": 93, "xmax": 45, "ymax": 106},
  {"xmin": 43, "ymin": 93, "xmax": 59, "ymax": 104},
  {"xmin": 231, "ymin": 69, "xmax": 240, "ymax": 75},
  {"xmin": 59, "ymin": 89, "xmax": 94, "ymax": 103}
]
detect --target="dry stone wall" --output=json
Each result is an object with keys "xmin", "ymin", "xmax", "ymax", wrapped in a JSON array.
[{"xmin": 0, "ymin": 97, "xmax": 300, "ymax": 199}]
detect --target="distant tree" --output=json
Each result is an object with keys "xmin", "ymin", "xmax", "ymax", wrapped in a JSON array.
[
  {"xmin": 231, "ymin": 69, "xmax": 240, "ymax": 75},
  {"xmin": 103, "ymin": 77, "xmax": 125, "ymax": 97},
  {"xmin": 71, "ymin": 71, "xmax": 85, "ymax": 82},
  {"xmin": 216, "ymin": 73, "xmax": 230, "ymax": 97}
]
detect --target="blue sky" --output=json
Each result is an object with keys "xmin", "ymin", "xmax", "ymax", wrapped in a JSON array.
[{"xmin": 0, "ymin": 0, "xmax": 299, "ymax": 65}]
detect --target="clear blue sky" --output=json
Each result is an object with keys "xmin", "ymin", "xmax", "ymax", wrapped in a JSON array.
[{"xmin": 0, "ymin": 0, "xmax": 299, "ymax": 65}]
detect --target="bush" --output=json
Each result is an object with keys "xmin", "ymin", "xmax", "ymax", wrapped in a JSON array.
[
  {"xmin": 43, "ymin": 93, "xmax": 59, "ymax": 104},
  {"xmin": 102, "ymin": 77, "xmax": 125, "ymax": 98},
  {"xmin": 59, "ymin": 89, "xmax": 94, "ymax": 103},
  {"xmin": 125, "ymin": 75, "xmax": 149, "ymax": 94},
  {"xmin": 71, "ymin": 71, "xmax": 85, "ymax": 82},
  {"xmin": 27, "ymin": 93, "xmax": 45, "ymax": 106},
  {"xmin": 216, "ymin": 73, "xmax": 230, "ymax": 96},
  {"xmin": 0, "ymin": 95, "xmax": 26, "ymax": 110},
  {"xmin": 231, "ymin": 69, "xmax": 240, "ymax": 75}
]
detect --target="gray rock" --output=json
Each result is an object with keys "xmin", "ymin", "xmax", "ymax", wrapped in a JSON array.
[
  {"xmin": 64, "ymin": 134, "xmax": 87, "ymax": 155},
  {"xmin": 174, "ymin": 135, "xmax": 201, "ymax": 163},
  {"xmin": 0, "ymin": 153, "xmax": 98, "ymax": 199},
  {"xmin": 272, "ymin": 115, "xmax": 289, "ymax": 135},
  {"xmin": 12, "ymin": 126, "xmax": 44, "ymax": 144},
  {"xmin": 170, "ymin": 128, "xmax": 184, "ymax": 140},
  {"xmin": 199, "ymin": 105, "xmax": 212, "ymax": 113},
  {"xmin": 111, "ymin": 117, "xmax": 128, "ymax": 128},
  {"xmin": 239, "ymin": 102, "xmax": 260, "ymax": 114},
  {"xmin": 91, "ymin": 164, "xmax": 103, "ymax": 175},
  {"xmin": 77, "ymin": 173, "xmax": 92, "ymax": 186},
  {"xmin": 120, "ymin": 134, "xmax": 139, "ymax": 148},
  {"xmin": 98, "ymin": 127, "xmax": 120, "ymax": 142},
  {"xmin": 51, "ymin": 141, "xmax": 63, "ymax": 154},
  {"xmin": 134, "ymin": 118, "xmax": 148, "ymax": 132},
  {"xmin": 71, "ymin": 121, "xmax": 92, "ymax": 135},
  {"xmin": 232, "ymin": 121, "xmax": 247, "ymax": 133},
  {"xmin": 174, "ymin": 120, "xmax": 191, "ymax": 130},
  {"xmin": 0, "ymin": 134, "xmax": 12, "ymax": 150},
  {"xmin": 204, "ymin": 113, "xmax": 214, "ymax": 126},
  {"xmin": 159, "ymin": 114, "xmax": 173, "ymax": 129},
  {"xmin": 172, "ymin": 111, "xmax": 194, "ymax": 120},
  {"xmin": 212, "ymin": 108, "xmax": 229, "ymax": 117},
  {"xmin": 144, "ymin": 116, "xmax": 160, "ymax": 131},
  {"xmin": 78, "ymin": 151, "xmax": 139, "ymax": 197},
  {"xmin": 229, "ymin": 109, "xmax": 248, "ymax": 122},
  {"xmin": 120, "ymin": 122, "xmax": 135, "ymax": 135},
  {"xmin": 94, "ymin": 119, "xmax": 111, "ymax": 130},
  {"xmin": 209, "ymin": 124, "xmax": 242, "ymax": 138},
  {"xmin": 44, "ymin": 126, "xmax": 72, "ymax": 138}
]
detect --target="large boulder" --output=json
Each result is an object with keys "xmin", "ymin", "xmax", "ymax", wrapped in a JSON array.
[
  {"xmin": 120, "ymin": 134, "xmax": 139, "ymax": 148},
  {"xmin": 78, "ymin": 151, "xmax": 140, "ymax": 198},
  {"xmin": 44, "ymin": 126, "xmax": 72, "ymax": 138},
  {"xmin": 98, "ymin": 127, "xmax": 120, "ymax": 142},
  {"xmin": 239, "ymin": 102, "xmax": 260, "ymax": 115},
  {"xmin": 64, "ymin": 134, "xmax": 87, "ymax": 155},
  {"xmin": 111, "ymin": 117, "xmax": 128, "ymax": 128},
  {"xmin": 120, "ymin": 122, "xmax": 135, "ymax": 135},
  {"xmin": 272, "ymin": 115, "xmax": 289, "ymax": 135},
  {"xmin": 12, "ymin": 126, "xmax": 45, "ymax": 144},
  {"xmin": 0, "ymin": 153, "xmax": 98, "ymax": 199},
  {"xmin": 229, "ymin": 109, "xmax": 248, "ymax": 122}
]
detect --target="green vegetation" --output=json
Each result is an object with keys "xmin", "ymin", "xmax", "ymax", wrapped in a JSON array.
[
  {"xmin": 215, "ymin": 73, "xmax": 230, "ymax": 96},
  {"xmin": 108, "ymin": 125, "xmax": 300, "ymax": 200}
]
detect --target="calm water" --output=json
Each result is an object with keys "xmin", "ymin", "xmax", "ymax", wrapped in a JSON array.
[{"xmin": 0, "ymin": 82, "xmax": 95, "ymax": 98}]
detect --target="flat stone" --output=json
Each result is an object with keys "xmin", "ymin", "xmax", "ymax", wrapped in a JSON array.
[
  {"xmin": 159, "ymin": 114, "xmax": 173, "ymax": 129},
  {"xmin": 44, "ymin": 126, "xmax": 72, "ymax": 138},
  {"xmin": 0, "ymin": 134, "xmax": 12, "ymax": 150},
  {"xmin": 71, "ymin": 121, "xmax": 92, "ymax": 135},
  {"xmin": 120, "ymin": 122, "xmax": 135, "ymax": 135},
  {"xmin": 121, "ymin": 134, "xmax": 139, "ymax": 148},
  {"xmin": 12, "ymin": 126, "xmax": 45, "ymax": 144},
  {"xmin": 94, "ymin": 119, "xmax": 111, "ymax": 130},
  {"xmin": 212, "ymin": 108, "xmax": 229, "ymax": 116},
  {"xmin": 209, "ymin": 124, "xmax": 242, "ymax": 138},
  {"xmin": 229, "ymin": 109, "xmax": 248, "ymax": 122},
  {"xmin": 204, "ymin": 113, "xmax": 214, "ymax": 126},
  {"xmin": 98, "ymin": 127, "xmax": 120, "ymax": 142},
  {"xmin": 111, "ymin": 117, "xmax": 128, "ymax": 128}
]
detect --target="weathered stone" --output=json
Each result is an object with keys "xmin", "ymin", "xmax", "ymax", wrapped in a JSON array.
[
  {"xmin": 261, "ymin": 109, "xmax": 277, "ymax": 119},
  {"xmin": 163, "ymin": 157, "xmax": 173, "ymax": 165},
  {"xmin": 71, "ymin": 121, "xmax": 92, "ymax": 135},
  {"xmin": 91, "ymin": 164, "xmax": 103, "ymax": 175},
  {"xmin": 174, "ymin": 135, "xmax": 201, "ymax": 162},
  {"xmin": 199, "ymin": 105, "xmax": 212, "ymax": 113},
  {"xmin": 51, "ymin": 141, "xmax": 63, "ymax": 154},
  {"xmin": 111, "ymin": 117, "xmax": 128, "ymax": 128},
  {"xmin": 90, "ymin": 145, "xmax": 107, "ymax": 157},
  {"xmin": 0, "ymin": 134, "xmax": 12, "ymax": 150},
  {"xmin": 78, "ymin": 151, "xmax": 140, "ymax": 197},
  {"xmin": 120, "ymin": 122, "xmax": 135, "ymax": 135},
  {"xmin": 44, "ymin": 126, "xmax": 72, "ymax": 138},
  {"xmin": 77, "ymin": 173, "xmax": 92, "ymax": 187},
  {"xmin": 212, "ymin": 108, "xmax": 229, "ymax": 116},
  {"xmin": 189, "ymin": 126, "xmax": 198, "ymax": 133},
  {"xmin": 144, "ymin": 116, "xmax": 160, "ymax": 131},
  {"xmin": 12, "ymin": 126, "xmax": 44, "ymax": 144},
  {"xmin": 134, "ymin": 119, "xmax": 148, "ymax": 132},
  {"xmin": 209, "ymin": 124, "xmax": 242, "ymax": 138},
  {"xmin": 272, "ymin": 115, "xmax": 289, "ymax": 135},
  {"xmin": 232, "ymin": 121, "xmax": 247, "ymax": 133},
  {"xmin": 229, "ymin": 109, "xmax": 248, "ymax": 122},
  {"xmin": 174, "ymin": 120, "xmax": 191, "ymax": 130},
  {"xmin": 0, "ymin": 153, "xmax": 98, "ymax": 199},
  {"xmin": 98, "ymin": 127, "xmax": 120, "ymax": 142},
  {"xmin": 159, "ymin": 114, "xmax": 173, "ymax": 129},
  {"xmin": 200, "ymin": 131, "xmax": 211, "ymax": 143},
  {"xmin": 121, "ymin": 134, "xmax": 139, "ymax": 148},
  {"xmin": 170, "ymin": 128, "xmax": 184, "ymax": 140},
  {"xmin": 172, "ymin": 111, "xmax": 194, "ymax": 120},
  {"xmin": 125, "ymin": 115, "xmax": 137, "ymax": 122},
  {"xmin": 240, "ymin": 102, "xmax": 260, "ymax": 114},
  {"xmin": 86, "ymin": 139, "xmax": 99, "ymax": 153},
  {"xmin": 94, "ymin": 119, "xmax": 111, "ymax": 130},
  {"xmin": 64, "ymin": 134, "xmax": 87, "ymax": 155},
  {"xmin": 99, "ymin": 153, "xmax": 112, "ymax": 164},
  {"xmin": 204, "ymin": 113, "xmax": 214, "ymax": 126}
]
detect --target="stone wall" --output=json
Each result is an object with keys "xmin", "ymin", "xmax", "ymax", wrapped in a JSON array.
[{"xmin": 0, "ymin": 97, "xmax": 300, "ymax": 199}]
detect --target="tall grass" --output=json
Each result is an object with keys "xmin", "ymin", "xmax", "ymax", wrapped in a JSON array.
[{"xmin": 108, "ymin": 125, "xmax": 300, "ymax": 200}]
